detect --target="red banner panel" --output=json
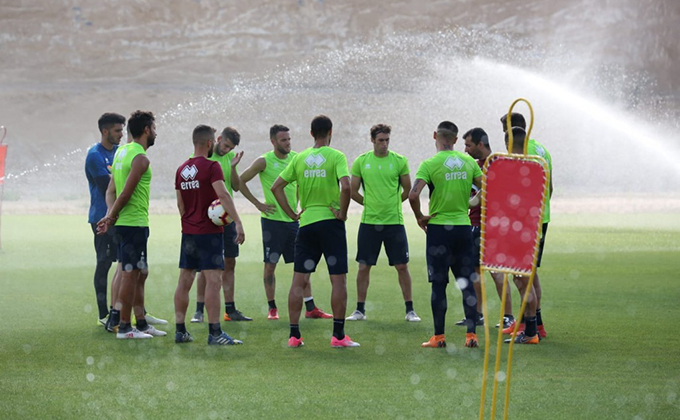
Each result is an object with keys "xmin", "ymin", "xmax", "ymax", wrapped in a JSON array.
[{"xmin": 481, "ymin": 155, "xmax": 548, "ymax": 274}]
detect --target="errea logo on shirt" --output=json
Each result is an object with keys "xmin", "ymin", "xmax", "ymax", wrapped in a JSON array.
[
  {"xmin": 181, "ymin": 165, "xmax": 198, "ymax": 181},
  {"xmin": 305, "ymin": 153, "xmax": 326, "ymax": 168},
  {"xmin": 304, "ymin": 153, "xmax": 327, "ymax": 178},
  {"xmin": 180, "ymin": 164, "xmax": 200, "ymax": 190},
  {"xmin": 443, "ymin": 156, "xmax": 468, "ymax": 181},
  {"xmin": 444, "ymin": 156, "xmax": 464, "ymax": 171}
]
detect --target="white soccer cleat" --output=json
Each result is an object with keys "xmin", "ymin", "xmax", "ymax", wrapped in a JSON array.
[
  {"xmin": 405, "ymin": 310, "xmax": 421, "ymax": 322},
  {"xmin": 145, "ymin": 314, "xmax": 168, "ymax": 325},
  {"xmin": 116, "ymin": 328, "xmax": 153, "ymax": 339},
  {"xmin": 140, "ymin": 325, "xmax": 167, "ymax": 337},
  {"xmin": 346, "ymin": 310, "xmax": 366, "ymax": 321}
]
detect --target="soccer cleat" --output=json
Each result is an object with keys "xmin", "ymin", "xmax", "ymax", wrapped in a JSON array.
[
  {"xmin": 208, "ymin": 332, "xmax": 243, "ymax": 345},
  {"xmin": 139, "ymin": 325, "xmax": 167, "ymax": 337},
  {"xmin": 145, "ymin": 314, "xmax": 168, "ymax": 325},
  {"xmin": 98, "ymin": 315, "xmax": 109, "ymax": 326},
  {"xmin": 331, "ymin": 335, "xmax": 360, "ymax": 348},
  {"xmin": 421, "ymin": 334, "xmax": 446, "ymax": 348},
  {"xmin": 501, "ymin": 321, "xmax": 525, "ymax": 335},
  {"xmin": 105, "ymin": 317, "xmax": 119, "ymax": 333},
  {"xmin": 495, "ymin": 316, "xmax": 514, "ymax": 329},
  {"xmin": 537, "ymin": 324, "xmax": 547, "ymax": 338},
  {"xmin": 190, "ymin": 311, "xmax": 204, "ymax": 323},
  {"xmin": 345, "ymin": 310, "xmax": 366, "ymax": 321},
  {"xmin": 175, "ymin": 331, "xmax": 194, "ymax": 343},
  {"xmin": 465, "ymin": 333, "xmax": 479, "ymax": 348},
  {"xmin": 267, "ymin": 308, "xmax": 279, "ymax": 320},
  {"xmin": 224, "ymin": 310, "xmax": 253, "ymax": 321},
  {"xmin": 504, "ymin": 331, "xmax": 539, "ymax": 344},
  {"xmin": 288, "ymin": 336, "xmax": 304, "ymax": 348},
  {"xmin": 405, "ymin": 311, "xmax": 421, "ymax": 322},
  {"xmin": 455, "ymin": 316, "xmax": 484, "ymax": 326},
  {"xmin": 116, "ymin": 328, "xmax": 153, "ymax": 339},
  {"xmin": 305, "ymin": 307, "xmax": 333, "ymax": 319}
]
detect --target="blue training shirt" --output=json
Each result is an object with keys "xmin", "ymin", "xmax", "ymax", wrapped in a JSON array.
[{"xmin": 85, "ymin": 143, "xmax": 117, "ymax": 224}]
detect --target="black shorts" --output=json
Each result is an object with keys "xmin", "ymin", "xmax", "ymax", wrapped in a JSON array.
[
  {"xmin": 471, "ymin": 226, "xmax": 481, "ymax": 269},
  {"xmin": 261, "ymin": 218, "xmax": 298, "ymax": 264},
  {"xmin": 537, "ymin": 223, "xmax": 549, "ymax": 267},
  {"xmin": 117, "ymin": 226, "xmax": 149, "ymax": 272},
  {"xmin": 426, "ymin": 224, "xmax": 475, "ymax": 284},
  {"xmin": 356, "ymin": 223, "xmax": 409, "ymax": 266},
  {"xmin": 223, "ymin": 222, "xmax": 239, "ymax": 259},
  {"xmin": 294, "ymin": 219, "xmax": 348, "ymax": 275},
  {"xmin": 91, "ymin": 223, "xmax": 118, "ymax": 263},
  {"xmin": 179, "ymin": 233, "xmax": 225, "ymax": 271}
]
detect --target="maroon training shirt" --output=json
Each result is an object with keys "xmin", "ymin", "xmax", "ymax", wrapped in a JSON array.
[
  {"xmin": 468, "ymin": 157, "xmax": 485, "ymax": 227},
  {"xmin": 175, "ymin": 156, "xmax": 224, "ymax": 235}
]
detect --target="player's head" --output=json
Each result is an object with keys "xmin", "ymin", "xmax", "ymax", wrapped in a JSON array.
[
  {"xmin": 128, "ymin": 110, "xmax": 156, "ymax": 147},
  {"xmin": 270, "ymin": 124, "xmax": 291, "ymax": 155},
  {"xmin": 98, "ymin": 113, "xmax": 126, "ymax": 146},
  {"xmin": 310, "ymin": 115, "xmax": 333, "ymax": 141},
  {"xmin": 370, "ymin": 124, "xmax": 391, "ymax": 155},
  {"xmin": 504, "ymin": 126, "xmax": 526, "ymax": 153},
  {"xmin": 215, "ymin": 126, "xmax": 240, "ymax": 156},
  {"xmin": 193, "ymin": 124, "xmax": 217, "ymax": 157},
  {"xmin": 434, "ymin": 121, "xmax": 458, "ymax": 145},
  {"xmin": 463, "ymin": 127, "xmax": 490, "ymax": 159},
  {"xmin": 500, "ymin": 112, "xmax": 526, "ymax": 132}
]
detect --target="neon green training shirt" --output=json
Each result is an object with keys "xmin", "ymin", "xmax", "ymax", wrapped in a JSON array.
[
  {"xmin": 351, "ymin": 150, "xmax": 409, "ymax": 225},
  {"xmin": 260, "ymin": 151, "xmax": 298, "ymax": 222},
  {"xmin": 527, "ymin": 139, "xmax": 552, "ymax": 224},
  {"xmin": 415, "ymin": 150, "xmax": 481, "ymax": 225},
  {"xmin": 209, "ymin": 150, "xmax": 236, "ymax": 196},
  {"xmin": 279, "ymin": 146, "xmax": 349, "ymax": 227},
  {"xmin": 112, "ymin": 142, "xmax": 151, "ymax": 227}
]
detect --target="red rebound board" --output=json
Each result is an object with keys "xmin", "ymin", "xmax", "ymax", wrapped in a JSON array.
[
  {"xmin": 481, "ymin": 155, "xmax": 549, "ymax": 274},
  {"xmin": 0, "ymin": 145, "xmax": 7, "ymax": 185}
]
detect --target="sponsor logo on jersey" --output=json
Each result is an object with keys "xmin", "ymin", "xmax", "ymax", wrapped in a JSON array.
[
  {"xmin": 180, "ymin": 164, "xmax": 200, "ymax": 189},
  {"xmin": 443, "ymin": 156, "xmax": 467, "ymax": 180},
  {"xmin": 304, "ymin": 153, "xmax": 327, "ymax": 177}
]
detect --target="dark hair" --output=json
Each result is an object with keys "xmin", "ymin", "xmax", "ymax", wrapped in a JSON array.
[
  {"xmin": 370, "ymin": 124, "xmax": 391, "ymax": 140},
  {"xmin": 269, "ymin": 124, "xmax": 290, "ymax": 140},
  {"xmin": 128, "ymin": 110, "xmax": 155, "ymax": 139},
  {"xmin": 462, "ymin": 127, "xmax": 489, "ymax": 147},
  {"xmin": 192, "ymin": 124, "xmax": 216, "ymax": 146},
  {"xmin": 311, "ymin": 115, "xmax": 333, "ymax": 139},
  {"xmin": 505, "ymin": 126, "xmax": 526, "ymax": 150},
  {"xmin": 220, "ymin": 127, "xmax": 241, "ymax": 146},
  {"xmin": 500, "ymin": 112, "xmax": 526, "ymax": 130},
  {"xmin": 436, "ymin": 121, "xmax": 458, "ymax": 141},
  {"xmin": 98, "ymin": 113, "xmax": 125, "ymax": 133}
]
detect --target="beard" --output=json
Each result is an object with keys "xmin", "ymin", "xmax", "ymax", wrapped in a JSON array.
[
  {"xmin": 147, "ymin": 135, "xmax": 156, "ymax": 148},
  {"xmin": 208, "ymin": 147, "xmax": 214, "ymax": 158}
]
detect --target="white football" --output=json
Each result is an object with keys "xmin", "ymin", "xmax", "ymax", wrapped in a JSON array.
[{"xmin": 207, "ymin": 199, "xmax": 232, "ymax": 226}]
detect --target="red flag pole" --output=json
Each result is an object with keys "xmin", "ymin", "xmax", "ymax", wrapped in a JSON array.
[{"xmin": 0, "ymin": 125, "xmax": 7, "ymax": 250}]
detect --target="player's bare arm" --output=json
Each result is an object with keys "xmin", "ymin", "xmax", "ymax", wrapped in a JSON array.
[
  {"xmin": 97, "ymin": 178, "xmax": 117, "ymax": 234},
  {"xmin": 212, "ymin": 180, "xmax": 245, "ymax": 245},
  {"xmin": 331, "ymin": 175, "xmax": 350, "ymax": 221},
  {"xmin": 399, "ymin": 173, "xmax": 411, "ymax": 202},
  {"xmin": 238, "ymin": 157, "xmax": 275, "ymax": 214},
  {"xmin": 175, "ymin": 190, "xmax": 185, "ymax": 216},
  {"xmin": 271, "ymin": 176, "xmax": 300, "ymax": 221},
  {"xmin": 408, "ymin": 178, "xmax": 432, "ymax": 232},
  {"xmin": 350, "ymin": 175, "xmax": 364, "ymax": 205},
  {"xmin": 230, "ymin": 150, "xmax": 244, "ymax": 192}
]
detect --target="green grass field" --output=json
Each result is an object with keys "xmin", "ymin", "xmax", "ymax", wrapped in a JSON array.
[{"xmin": 1, "ymin": 213, "xmax": 679, "ymax": 419}]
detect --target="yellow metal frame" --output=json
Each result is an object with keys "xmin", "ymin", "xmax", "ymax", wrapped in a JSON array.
[{"xmin": 478, "ymin": 99, "xmax": 550, "ymax": 420}]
